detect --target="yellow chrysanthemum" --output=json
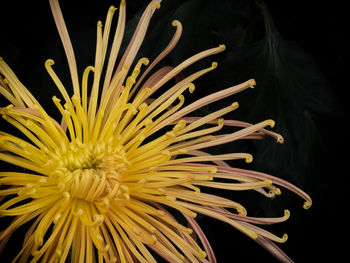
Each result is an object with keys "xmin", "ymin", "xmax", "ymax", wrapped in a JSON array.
[{"xmin": 0, "ymin": 0, "xmax": 311, "ymax": 262}]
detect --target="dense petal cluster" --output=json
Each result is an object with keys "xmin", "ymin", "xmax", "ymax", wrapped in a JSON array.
[{"xmin": 0, "ymin": 0, "xmax": 311, "ymax": 262}]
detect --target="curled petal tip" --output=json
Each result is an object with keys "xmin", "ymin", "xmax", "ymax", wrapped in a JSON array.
[
  {"xmin": 151, "ymin": 1, "xmax": 161, "ymax": 9},
  {"xmin": 138, "ymin": 57, "xmax": 149, "ymax": 67},
  {"xmin": 5, "ymin": 104, "xmax": 14, "ymax": 110},
  {"xmin": 237, "ymin": 206, "xmax": 247, "ymax": 216},
  {"xmin": 219, "ymin": 44, "xmax": 226, "ymax": 51},
  {"xmin": 178, "ymin": 94, "xmax": 184, "ymax": 102},
  {"xmin": 109, "ymin": 5, "xmax": 117, "ymax": 12},
  {"xmin": 248, "ymin": 79, "xmax": 256, "ymax": 87},
  {"xmin": 211, "ymin": 61, "xmax": 218, "ymax": 69},
  {"xmin": 31, "ymin": 250, "xmax": 40, "ymax": 257},
  {"xmin": 267, "ymin": 119, "xmax": 275, "ymax": 128},
  {"xmin": 200, "ymin": 251, "xmax": 207, "ymax": 259},
  {"xmin": 277, "ymin": 135, "xmax": 284, "ymax": 144},
  {"xmin": 171, "ymin": 19, "xmax": 181, "ymax": 26},
  {"xmin": 231, "ymin": 101, "xmax": 239, "ymax": 109},
  {"xmin": 45, "ymin": 59, "xmax": 55, "ymax": 66},
  {"xmin": 245, "ymin": 154, "xmax": 253, "ymax": 163},
  {"xmin": 281, "ymin": 233, "xmax": 288, "ymax": 243},
  {"xmin": 264, "ymin": 179, "xmax": 272, "ymax": 186},
  {"xmin": 188, "ymin": 83, "xmax": 195, "ymax": 93},
  {"xmin": 274, "ymin": 187, "xmax": 281, "ymax": 195},
  {"xmin": 303, "ymin": 200, "xmax": 312, "ymax": 209},
  {"xmin": 52, "ymin": 96, "xmax": 60, "ymax": 102},
  {"xmin": 284, "ymin": 209, "xmax": 290, "ymax": 218}
]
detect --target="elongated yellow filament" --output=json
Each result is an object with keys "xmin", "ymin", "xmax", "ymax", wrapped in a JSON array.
[
  {"xmin": 0, "ymin": 83, "xmax": 18, "ymax": 105},
  {"xmin": 72, "ymin": 95, "xmax": 86, "ymax": 143},
  {"xmin": 34, "ymin": 104, "xmax": 68, "ymax": 145},
  {"xmin": 142, "ymin": 95, "xmax": 185, "ymax": 139},
  {"xmin": 102, "ymin": 66, "xmax": 129, "ymax": 118},
  {"xmin": 82, "ymin": 66, "xmax": 95, "ymax": 114},
  {"xmin": 149, "ymin": 79, "xmax": 255, "ymax": 136},
  {"xmin": 180, "ymin": 202, "xmax": 258, "ymax": 239},
  {"xmin": 0, "ymin": 138, "xmax": 46, "ymax": 166},
  {"xmin": 0, "ymin": 57, "xmax": 39, "ymax": 107},
  {"xmin": 45, "ymin": 59, "xmax": 73, "ymax": 108},
  {"xmin": 177, "ymin": 102, "xmax": 239, "ymax": 136},
  {"xmin": 145, "ymin": 214, "xmax": 206, "ymax": 260},
  {"xmin": 113, "ymin": 1, "xmax": 160, "ymax": 88},
  {"xmin": 163, "ymin": 153, "xmax": 253, "ymax": 165},
  {"xmin": 49, "ymin": 0, "xmax": 80, "ymax": 98},
  {"xmin": 187, "ymin": 119, "xmax": 275, "ymax": 151},
  {"xmin": 130, "ymin": 19, "xmax": 183, "ymax": 99},
  {"xmin": 175, "ymin": 118, "xmax": 224, "ymax": 142},
  {"xmin": 194, "ymin": 180, "xmax": 273, "ymax": 191},
  {"xmin": 148, "ymin": 46, "xmax": 224, "ymax": 95},
  {"xmin": 102, "ymin": 6, "xmax": 117, "ymax": 60},
  {"xmin": 101, "ymin": 1, "xmax": 126, "ymax": 103},
  {"xmin": 0, "ymin": 78, "xmax": 24, "ymax": 106},
  {"xmin": 2, "ymin": 107, "xmax": 48, "ymax": 128},
  {"xmin": 53, "ymin": 97, "xmax": 76, "ymax": 144},
  {"xmin": 88, "ymin": 21, "xmax": 103, "ymax": 132}
]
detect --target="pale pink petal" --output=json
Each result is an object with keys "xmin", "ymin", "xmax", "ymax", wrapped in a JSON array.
[
  {"xmin": 255, "ymin": 236, "xmax": 294, "ymax": 263},
  {"xmin": 184, "ymin": 215, "xmax": 217, "ymax": 263}
]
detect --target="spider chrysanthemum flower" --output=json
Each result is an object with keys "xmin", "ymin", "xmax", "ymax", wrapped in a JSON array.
[{"xmin": 0, "ymin": 0, "xmax": 312, "ymax": 262}]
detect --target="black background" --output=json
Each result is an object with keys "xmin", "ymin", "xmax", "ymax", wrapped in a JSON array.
[{"xmin": 1, "ymin": 0, "xmax": 348, "ymax": 262}]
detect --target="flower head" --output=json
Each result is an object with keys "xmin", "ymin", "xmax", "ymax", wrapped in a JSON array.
[{"xmin": 0, "ymin": 0, "xmax": 311, "ymax": 262}]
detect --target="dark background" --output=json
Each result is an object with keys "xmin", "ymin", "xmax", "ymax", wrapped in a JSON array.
[{"xmin": 1, "ymin": 0, "xmax": 348, "ymax": 262}]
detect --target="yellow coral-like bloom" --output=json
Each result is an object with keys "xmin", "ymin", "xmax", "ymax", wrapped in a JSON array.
[{"xmin": 0, "ymin": 0, "xmax": 311, "ymax": 262}]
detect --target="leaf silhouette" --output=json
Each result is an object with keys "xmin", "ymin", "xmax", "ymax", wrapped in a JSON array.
[
  {"xmin": 222, "ymin": 1, "xmax": 338, "ymax": 186},
  {"xmin": 125, "ymin": 0, "xmax": 339, "ymax": 201}
]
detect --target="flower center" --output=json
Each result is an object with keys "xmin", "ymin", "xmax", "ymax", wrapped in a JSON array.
[{"xmin": 49, "ymin": 141, "xmax": 131, "ymax": 203}]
